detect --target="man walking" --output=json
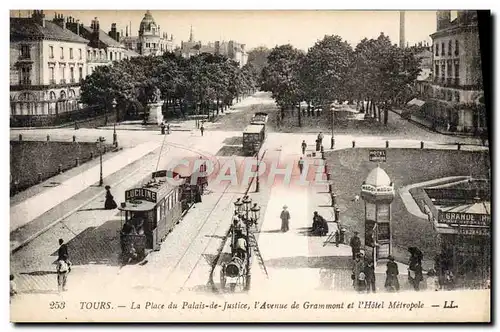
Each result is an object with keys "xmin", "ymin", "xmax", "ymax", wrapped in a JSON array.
[
  {"xmin": 280, "ymin": 205, "xmax": 290, "ymax": 232},
  {"xmin": 298, "ymin": 157, "xmax": 305, "ymax": 175},
  {"xmin": 301, "ymin": 140, "xmax": 307, "ymax": 155},
  {"xmin": 58, "ymin": 239, "xmax": 68, "ymax": 261},
  {"xmin": 56, "ymin": 254, "xmax": 71, "ymax": 292},
  {"xmin": 317, "ymin": 132, "xmax": 324, "ymax": 145},
  {"xmin": 200, "ymin": 123, "xmax": 205, "ymax": 136},
  {"xmin": 364, "ymin": 258, "xmax": 376, "ymax": 293},
  {"xmin": 349, "ymin": 231, "xmax": 362, "ymax": 260}
]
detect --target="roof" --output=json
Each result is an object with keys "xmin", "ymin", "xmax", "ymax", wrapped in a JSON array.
[
  {"xmin": 10, "ymin": 18, "xmax": 88, "ymax": 44},
  {"xmin": 243, "ymin": 124, "xmax": 265, "ymax": 134},
  {"xmin": 440, "ymin": 201, "xmax": 490, "ymax": 215},
  {"xmin": 365, "ymin": 166, "xmax": 391, "ymax": 187},
  {"xmin": 81, "ymin": 25, "xmax": 124, "ymax": 48}
]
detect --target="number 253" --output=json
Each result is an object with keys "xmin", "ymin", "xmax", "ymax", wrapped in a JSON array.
[{"xmin": 49, "ymin": 301, "xmax": 65, "ymax": 309}]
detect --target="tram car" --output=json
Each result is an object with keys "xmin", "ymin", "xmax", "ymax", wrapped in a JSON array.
[
  {"xmin": 118, "ymin": 169, "xmax": 202, "ymax": 264},
  {"xmin": 250, "ymin": 112, "xmax": 269, "ymax": 126},
  {"xmin": 242, "ymin": 124, "xmax": 266, "ymax": 156},
  {"xmin": 220, "ymin": 224, "xmax": 251, "ymax": 292}
]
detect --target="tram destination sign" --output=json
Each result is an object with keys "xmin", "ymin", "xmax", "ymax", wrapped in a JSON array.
[
  {"xmin": 125, "ymin": 188, "xmax": 158, "ymax": 203},
  {"xmin": 369, "ymin": 150, "xmax": 387, "ymax": 162},
  {"xmin": 438, "ymin": 211, "xmax": 490, "ymax": 227}
]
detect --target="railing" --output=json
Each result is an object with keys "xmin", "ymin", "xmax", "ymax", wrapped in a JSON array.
[
  {"xmin": 60, "ymin": 79, "xmax": 66, "ymax": 84},
  {"xmin": 10, "ymin": 105, "xmax": 103, "ymax": 128},
  {"xmin": 49, "ymin": 79, "xmax": 56, "ymax": 85}
]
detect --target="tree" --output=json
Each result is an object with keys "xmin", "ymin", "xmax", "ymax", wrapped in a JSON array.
[{"xmin": 247, "ymin": 46, "xmax": 271, "ymax": 86}]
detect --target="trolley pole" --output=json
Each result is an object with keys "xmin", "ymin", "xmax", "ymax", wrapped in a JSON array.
[
  {"xmin": 255, "ymin": 152, "xmax": 260, "ymax": 193},
  {"xmin": 245, "ymin": 219, "xmax": 251, "ymax": 291}
]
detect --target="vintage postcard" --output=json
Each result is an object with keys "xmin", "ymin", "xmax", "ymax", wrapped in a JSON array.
[{"xmin": 9, "ymin": 9, "xmax": 491, "ymax": 323}]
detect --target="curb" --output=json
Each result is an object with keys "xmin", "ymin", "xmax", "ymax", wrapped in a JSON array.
[{"xmin": 10, "ymin": 150, "xmax": 154, "ymax": 254}]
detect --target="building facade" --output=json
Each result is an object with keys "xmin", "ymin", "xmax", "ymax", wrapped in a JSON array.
[
  {"xmin": 178, "ymin": 26, "xmax": 248, "ymax": 67},
  {"xmin": 427, "ymin": 10, "xmax": 485, "ymax": 132},
  {"xmin": 10, "ymin": 10, "xmax": 89, "ymax": 116}
]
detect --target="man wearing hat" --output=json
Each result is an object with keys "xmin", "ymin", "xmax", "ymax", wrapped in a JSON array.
[
  {"xmin": 349, "ymin": 231, "xmax": 362, "ymax": 260},
  {"xmin": 280, "ymin": 205, "xmax": 291, "ymax": 232}
]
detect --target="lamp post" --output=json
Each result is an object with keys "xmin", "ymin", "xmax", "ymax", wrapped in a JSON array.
[
  {"xmin": 97, "ymin": 136, "xmax": 105, "ymax": 186},
  {"xmin": 331, "ymin": 106, "xmax": 335, "ymax": 149},
  {"xmin": 250, "ymin": 203, "xmax": 261, "ymax": 227},
  {"xmin": 245, "ymin": 202, "xmax": 261, "ymax": 292},
  {"xmin": 242, "ymin": 195, "xmax": 252, "ymax": 221},
  {"xmin": 112, "ymin": 98, "xmax": 118, "ymax": 147}
]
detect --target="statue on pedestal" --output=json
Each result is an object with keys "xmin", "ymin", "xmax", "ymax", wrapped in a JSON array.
[{"xmin": 149, "ymin": 87, "xmax": 161, "ymax": 104}]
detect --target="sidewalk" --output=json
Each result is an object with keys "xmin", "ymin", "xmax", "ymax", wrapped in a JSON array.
[{"xmin": 10, "ymin": 141, "xmax": 161, "ymax": 233}]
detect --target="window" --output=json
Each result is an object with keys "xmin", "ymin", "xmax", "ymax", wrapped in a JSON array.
[
  {"xmin": 49, "ymin": 67, "xmax": 55, "ymax": 83},
  {"xmin": 435, "ymin": 44, "xmax": 439, "ymax": 56},
  {"xmin": 79, "ymin": 48, "xmax": 82, "ymax": 59},
  {"xmin": 146, "ymin": 43, "xmax": 150, "ymax": 48},
  {"xmin": 455, "ymin": 40, "xmax": 459, "ymax": 56},
  {"xmin": 110, "ymin": 52, "xmax": 113, "ymax": 61},
  {"xmin": 70, "ymin": 67, "xmax": 74, "ymax": 81},
  {"xmin": 441, "ymin": 64, "xmax": 445, "ymax": 77},
  {"xmin": 93, "ymin": 50, "xmax": 97, "ymax": 59},
  {"xmin": 448, "ymin": 40, "xmax": 452, "ymax": 56},
  {"xmin": 455, "ymin": 91, "xmax": 460, "ymax": 102},
  {"xmin": 49, "ymin": 46, "xmax": 54, "ymax": 58},
  {"xmin": 447, "ymin": 61, "xmax": 452, "ymax": 77},
  {"xmin": 70, "ymin": 48, "xmax": 73, "ymax": 59},
  {"xmin": 20, "ymin": 44, "xmax": 31, "ymax": 59},
  {"xmin": 454, "ymin": 62, "xmax": 460, "ymax": 78},
  {"xmin": 435, "ymin": 64, "xmax": 439, "ymax": 78},
  {"xmin": 60, "ymin": 66, "xmax": 65, "ymax": 83},
  {"xmin": 20, "ymin": 66, "xmax": 31, "ymax": 84},
  {"xmin": 79, "ymin": 67, "xmax": 83, "ymax": 80},
  {"xmin": 60, "ymin": 47, "xmax": 64, "ymax": 59},
  {"xmin": 441, "ymin": 42, "xmax": 445, "ymax": 56},
  {"xmin": 88, "ymin": 50, "xmax": 91, "ymax": 59},
  {"xmin": 152, "ymin": 43, "xmax": 156, "ymax": 48}
]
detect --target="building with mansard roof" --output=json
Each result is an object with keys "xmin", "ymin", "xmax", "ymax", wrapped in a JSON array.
[{"xmin": 10, "ymin": 10, "xmax": 89, "ymax": 117}]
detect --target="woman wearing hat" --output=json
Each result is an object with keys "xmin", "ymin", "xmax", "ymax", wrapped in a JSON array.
[
  {"xmin": 384, "ymin": 256, "xmax": 400, "ymax": 292},
  {"xmin": 280, "ymin": 206, "xmax": 290, "ymax": 232},
  {"xmin": 104, "ymin": 185, "xmax": 118, "ymax": 210}
]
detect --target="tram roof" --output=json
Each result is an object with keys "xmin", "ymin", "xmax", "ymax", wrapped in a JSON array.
[
  {"xmin": 243, "ymin": 124, "xmax": 265, "ymax": 133},
  {"xmin": 129, "ymin": 173, "xmax": 182, "ymax": 198}
]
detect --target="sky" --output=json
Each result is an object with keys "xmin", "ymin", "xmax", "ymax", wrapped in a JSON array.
[{"xmin": 11, "ymin": 10, "xmax": 437, "ymax": 51}]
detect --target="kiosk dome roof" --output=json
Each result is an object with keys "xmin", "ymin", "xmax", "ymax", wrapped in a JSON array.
[{"xmin": 365, "ymin": 166, "xmax": 391, "ymax": 187}]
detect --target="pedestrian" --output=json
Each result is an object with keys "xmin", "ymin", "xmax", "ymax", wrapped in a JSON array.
[
  {"xmin": 311, "ymin": 211, "xmax": 328, "ymax": 236},
  {"xmin": 408, "ymin": 247, "xmax": 424, "ymax": 291},
  {"xmin": 426, "ymin": 269, "xmax": 439, "ymax": 291},
  {"xmin": 160, "ymin": 121, "xmax": 166, "ymax": 135},
  {"xmin": 200, "ymin": 123, "xmax": 205, "ymax": 136},
  {"xmin": 280, "ymin": 205, "xmax": 290, "ymax": 232},
  {"xmin": 352, "ymin": 252, "xmax": 365, "ymax": 290},
  {"xmin": 298, "ymin": 157, "xmax": 304, "ymax": 174},
  {"xmin": 384, "ymin": 256, "xmax": 400, "ymax": 292},
  {"xmin": 58, "ymin": 239, "xmax": 69, "ymax": 261},
  {"xmin": 318, "ymin": 132, "xmax": 324, "ymax": 145},
  {"xmin": 349, "ymin": 231, "xmax": 362, "ymax": 260},
  {"xmin": 364, "ymin": 258, "xmax": 376, "ymax": 293},
  {"xmin": 104, "ymin": 185, "xmax": 118, "ymax": 210},
  {"xmin": 301, "ymin": 140, "xmax": 307, "ymax": 155},
  {"xmin": 166, "ymin": 123, "xmax": 171, "ymax": 135},
  {"xmin": 10, "ymin": 274, "xmax": 17, "ymax": 300},
  {"xmin": 56, "ymin": 255, "xmax": 71, "ymax": 292}
]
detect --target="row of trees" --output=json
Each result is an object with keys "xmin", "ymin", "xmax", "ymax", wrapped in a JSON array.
[
  {"xmin": 260, "ymin": 33, "xmax": 422, "ymax": 126},
  {"xmin": 80, "ymin": 52, "xmax": 259, "ymax": 121}
]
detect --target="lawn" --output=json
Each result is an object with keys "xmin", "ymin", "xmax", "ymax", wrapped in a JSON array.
[
  {"xmin": 10, "ymin": 141, "xmax": 114, "ymax": 194},
  {"xmin": 324, "ymin": 148, "xmax": 490, "ymax": 267}
]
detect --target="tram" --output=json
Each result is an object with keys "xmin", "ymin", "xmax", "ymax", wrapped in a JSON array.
[
  {"xmin": 118, "ymin": 169, "xmax": 203, "ymax": 264},
  {"xmin": 242, "ymin": 124, "xmax": 266, "ymax": 156},
  {"xmin": 250, "ymin": 112, "xmax": 269, "ymax": 125}
]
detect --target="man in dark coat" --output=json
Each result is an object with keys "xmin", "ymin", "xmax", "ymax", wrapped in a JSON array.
[
  {"xmin": 349, "ymin": 231, "xmax": 362, "ymax": 260},
  {"xmin": 58, "ymin": 239, "xmax": 69, "ymax": 261},
  {"xmin": 385, "ymin": 256, "xmax": 400, "ymax": 292},
  {"xmin": 280, "ymin": 206, "xmax": 290, "ymax": 232},
  {"xmin": 301, "ymin": 140, "xmax": 307, "ymax": 155},
  {"xmin": 311, "ymin": 211, "xmax": 328, "ymax": 236},
  {"xmin": 364, "ymin": 258, "xmax": 376, "ymax": 293}
]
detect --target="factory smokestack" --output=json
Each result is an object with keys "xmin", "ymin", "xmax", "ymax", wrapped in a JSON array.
[{"xmin": 399, "ymin": 11, "xmax": 405, "ymax": 48}]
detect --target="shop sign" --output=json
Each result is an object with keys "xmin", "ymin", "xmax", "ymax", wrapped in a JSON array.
[
  {"xmin": 125, "ymin": 188, "xmax": 158, "ymax": 203},
  {"xmin": 438, "ymin": 211, "xmax": 490, "ymax": 226},
  {"xmin": 369, "ymin": 150, "xmax": 387, "ymax": 162}
]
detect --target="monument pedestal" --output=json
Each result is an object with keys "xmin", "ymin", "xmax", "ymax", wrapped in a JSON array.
[{"xmin": 146, "ymin": 101, "xmax": 164, "ymax": 125}]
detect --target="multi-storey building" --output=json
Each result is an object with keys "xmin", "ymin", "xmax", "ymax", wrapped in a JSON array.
[
  {"xmin": 10, "ymin": 10, "xmax": 88, "ymax": 116},
  {"xmin": 63, "ymin": 16, "xmax": 126, "ymax": 75},
  {"xmin": 427, "ymin": 10, "xmax": 485, "ymax": 132},
  {"xmin": 121, "ymin": 11, "xmax": 174, "ymax": 56},
  {"xmin": 178, "ymin": 26, "xmax": 248, "ymax": 67}
]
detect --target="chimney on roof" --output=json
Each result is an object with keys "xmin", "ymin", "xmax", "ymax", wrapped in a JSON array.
[
  {"xmin": 76, "ymin": 19, "xmax": 80, "ymax": 35},
  {"xmin": 32, "ymin": 10, "xmax": 46, "ymax": 27},
  {"xmin": 126, "ymin": 26, "xmax": 129, "ymax": 37}
]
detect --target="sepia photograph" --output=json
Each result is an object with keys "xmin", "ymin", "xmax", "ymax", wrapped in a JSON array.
[{"xmin": 7, "ymin": 7, "xmax": 492, "ymax": 323}]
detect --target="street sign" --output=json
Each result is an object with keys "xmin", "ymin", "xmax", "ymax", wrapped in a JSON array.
[
  {"xmin": 457, "ymin": 227, "xmax": 490, "ymax": 236},
  {"xmin": 369, "ymin": 150, "xmax": 387, "ymax": 162},
  {"xmin": 438, "ymin": 211, "xmax": 490, "ymax": 227}
]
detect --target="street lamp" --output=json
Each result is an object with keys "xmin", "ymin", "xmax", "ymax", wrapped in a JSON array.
[
  {"xmin": 97, "ymin": 136, "xmax": 105, "ymax": 186},
  {"xmin": 242, "ymin": 195, "xmax": 252, "ymax": 220},
  {"xmin": 331, "ymin": 106, "xmax": 335, "ymax": 149},
  {"xmin": 250, "ymin": 203, "xmax": 261, "ymax": 227},
  {"xmin": 234, "ymin": 198, "xmax": 243, "ymax": 215},
  {"xmin": 112, "ymin": 98, "xmax": 118, "ymax": 147}
]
